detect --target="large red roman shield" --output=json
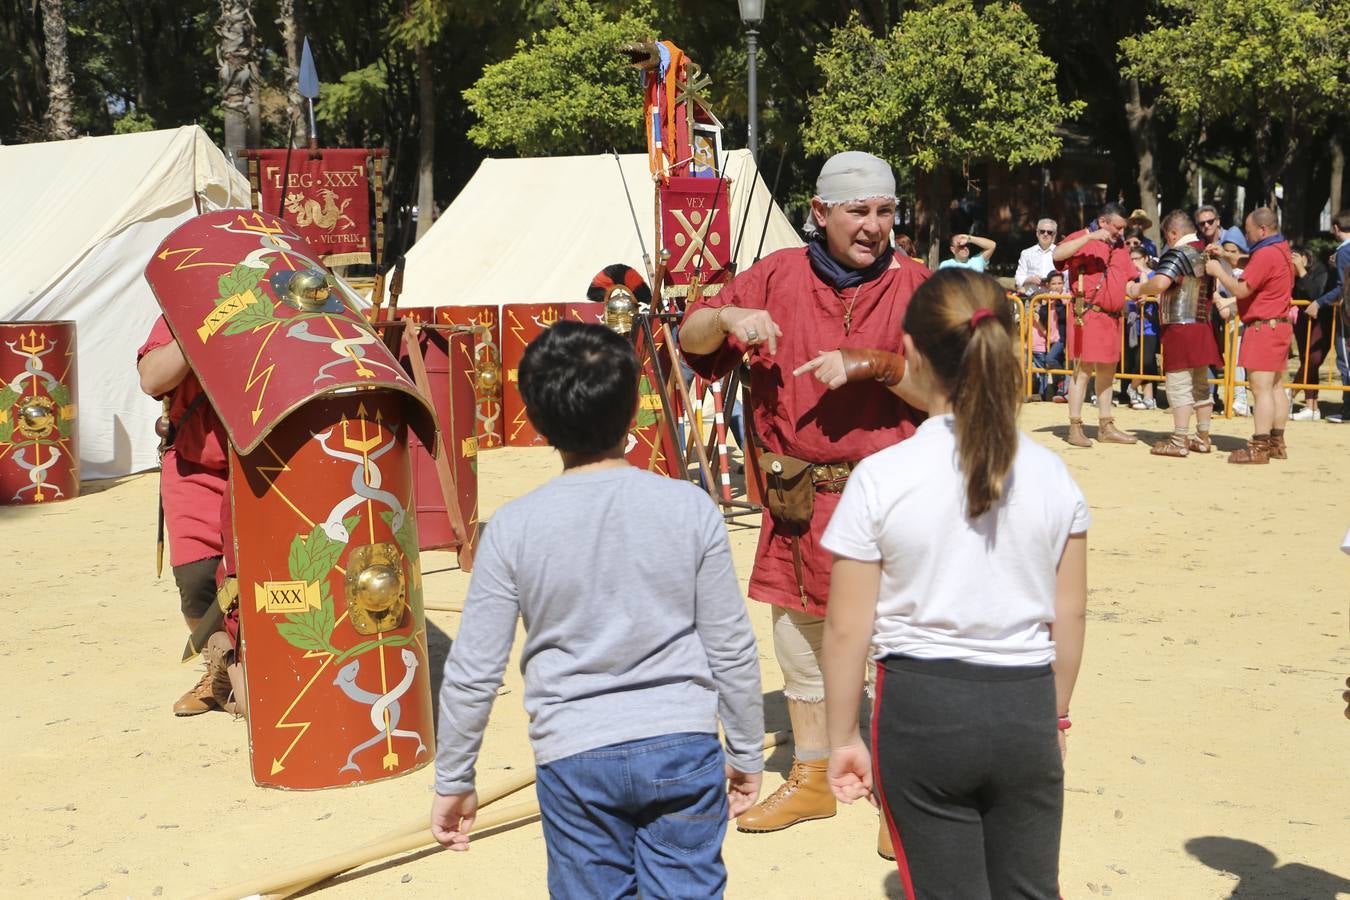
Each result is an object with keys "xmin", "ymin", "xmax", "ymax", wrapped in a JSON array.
[
  {"xmin": 144, "ymin": 209, "xmax": 438, "ymax": 789},
  {"xmin": 500, "ymin": 303, "xmax": 565, "ymax": 447},
  {"xmin": 231, "ymin": 394, "xmax": 433, "ymax": 789},
  {"xmin": 0, "ymin": 320, "xmax": 79, "ymax": 504}
]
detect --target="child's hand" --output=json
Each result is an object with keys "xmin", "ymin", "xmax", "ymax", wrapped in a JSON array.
[
  {"xmin": 431, "ymin": 789, "xmax": 479, "ymax": 851},
  {"xmin": 827, "ymin": 743, "xmax": 874, "ymax": 806},
  {"xmin": 725, "ymin": 766, "xmax": 763, "ymax": 818}
]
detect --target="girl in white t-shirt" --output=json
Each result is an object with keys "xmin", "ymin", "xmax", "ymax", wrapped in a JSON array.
[{"xmin": 821, "ymin": 268, "xmax": 1089, "ymax": 899}]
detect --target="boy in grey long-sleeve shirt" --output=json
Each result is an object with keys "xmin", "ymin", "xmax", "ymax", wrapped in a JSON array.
[{"xmin": 431, "ymin": 322, "xmax": 763, "ymax": 900}]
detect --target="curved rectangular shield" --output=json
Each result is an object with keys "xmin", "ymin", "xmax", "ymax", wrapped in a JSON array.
[{"xmin": 143, "ymin": 209, "xmax": 435, "ymax": 454}]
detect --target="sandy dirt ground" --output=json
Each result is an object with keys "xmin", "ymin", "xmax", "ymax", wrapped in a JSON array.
[{"xmin": 2, "ymin": 399, "xmax": 1348, "ymax": 900}]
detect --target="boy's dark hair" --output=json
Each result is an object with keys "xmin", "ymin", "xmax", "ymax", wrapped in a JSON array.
[{"xmin": 518, "ymin": 321, "xmax": 639, "ymax": 454}]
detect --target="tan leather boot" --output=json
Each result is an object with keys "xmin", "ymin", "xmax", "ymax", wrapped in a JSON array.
[
  {"xmin": 173, "ymin": 668, "xmax": 219, "ymax": 716},
  {"xmin": 736, "ymin": 758, "xmax": 836, "ymax": 832},
  {"xmin": 1066, "ymin": 418, "xmax": 1092, "ymax": 448},
  {"xmin": 878, "ymin": 817, "xmax": 896, "ymax": 860},
  {"xmin": 1096, "ymin": 417, "xmax": 1138, "ymax": 444}
]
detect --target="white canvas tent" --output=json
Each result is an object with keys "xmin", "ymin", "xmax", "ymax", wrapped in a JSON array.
[
  {"xmin": 1, "ymin": 126, "xmax": 250, "ymax": 480},
  {"xmin": 398, "ymin": 149, "xmax": 803, "ymax": 308}
]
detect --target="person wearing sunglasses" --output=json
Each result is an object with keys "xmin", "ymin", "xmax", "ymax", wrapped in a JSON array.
[
  {"xmin": 1016, "ymin": 218, "xmax": 1061, "ymax": 293},
  {"xmin": 1195, "ymin": 205, "xmax": 1223, "ymax": 247}
]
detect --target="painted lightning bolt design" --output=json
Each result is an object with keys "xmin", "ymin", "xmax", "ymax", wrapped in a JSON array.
[
  {"xmin": 251, "ymin": 439, "xmax": 315, "ymax": 530},
  {"xmin": 270, "ymin": 651, "xmax": 333, "ymax": 775},
  {"xmin": 506, "ymin": 308, "xmax": 529, "ymax": 348},
  {"xmin": 506, "ymin": 309, "xmax": 533, "ymax": 441},
  {"xmin": 155, "ymin": 246, "xmax": 235, "ymax": 271},
  {"xmin": 245, "ymin": 322, "xmax": 281, "ymax": 424}
]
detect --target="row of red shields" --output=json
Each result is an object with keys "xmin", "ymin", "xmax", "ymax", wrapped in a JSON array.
[{"xmin": 387, "ymin": 303, "xmax": 681, "ymax": 475}]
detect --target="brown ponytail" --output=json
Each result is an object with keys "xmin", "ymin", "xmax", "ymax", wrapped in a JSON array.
[{"xmin": 902, "ymin": 269, "xmax": 1023, "ymax": 518}]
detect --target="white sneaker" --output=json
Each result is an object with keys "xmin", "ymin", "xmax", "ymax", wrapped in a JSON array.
[{"xmin": 1290, "ymin": 407, "xmax": 1321, "ymax": 421}]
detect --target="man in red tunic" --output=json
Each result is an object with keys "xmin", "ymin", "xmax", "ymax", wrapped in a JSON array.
[
  {"xmin": 679, "ymin": 151, "xmax": 928, "ymax": 852},
  {"xmin": 138, "ymin": 317, "xmax": 238, "ymax": 715},
  {"xmin": 1207, "ymin": 207, "xmax": 1295, "ymax": 463},
  {"xmin": 1053, "ymin": 202, "xmax": 1139, "ymax": 448},
  {"xmin": 1126, "ymin": 210, "xmax": 1223, "ymax": 456}
]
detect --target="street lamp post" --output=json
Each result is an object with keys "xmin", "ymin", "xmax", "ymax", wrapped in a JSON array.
[{"xmin": 737, "ymin": 0, "xmax": 764, "ymax": 161}]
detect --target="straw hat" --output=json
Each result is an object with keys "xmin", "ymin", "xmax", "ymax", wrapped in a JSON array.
[{"xmin": 1128, "ymin": 208, "xmax": 1153, "ymax": 229}]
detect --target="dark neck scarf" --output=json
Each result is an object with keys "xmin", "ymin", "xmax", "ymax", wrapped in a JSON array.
[
  {"xmin": 807, "ymin": 236, "xmax": 894, "ymax": 290},
  {"xmin": 1247, "ymin": 233, "xmax": 1286, "ymax": 255}
]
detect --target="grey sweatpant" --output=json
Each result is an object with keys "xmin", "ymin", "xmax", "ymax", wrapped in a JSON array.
[{"xmin": 873, "ymin": 655, "xmax": 1063, "ymax": 900}]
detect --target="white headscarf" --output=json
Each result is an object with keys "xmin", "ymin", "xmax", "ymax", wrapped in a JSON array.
[{"xmin": 815, "ymin": 151, "xmax": 896, "ymax": 204}]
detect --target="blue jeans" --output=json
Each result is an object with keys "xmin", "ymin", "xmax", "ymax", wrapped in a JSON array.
[
  {"xmin": 1033, "ymin": 343, "xmax": 1066, "ymax": 396},
  {"xmin": 535, "ymin": 732, "xmax": 729, "ymax": 900}
]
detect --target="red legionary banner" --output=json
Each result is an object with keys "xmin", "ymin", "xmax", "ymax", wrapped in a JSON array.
[
  {"xmin": 255, "ymin": 149, "xmax": 372, "ymax": 266},
  {"xmin": 660, "ymin": 176, "xmax": 731, "ymax": 288}
]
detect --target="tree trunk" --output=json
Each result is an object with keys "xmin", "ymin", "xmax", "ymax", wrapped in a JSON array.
[
  {"xmin": 4, "ymin": 0, "xmax": 41, "ymax": 132},
  {"xmin": 920, "ymin": 169, "xmax": 952, "ymax": 269},
  {"xmin": 216, "ymin": 0, "xmax": 257, "ymax": 173},
  {"xmin": 276, "ymin": 0, "xmax": 307, "ymax": 147},
  {"xmin": 1331, "ymin": 136, "xmax": 1344, "ymax": 218},
  {"xmin": 39, "ymin": 0, "xmax": 76, "ymax": 140},
  {"xmin": 414, "ymin": 42, "xmax": 436, "ymax": 240},
  {"xmin": 1123, "ymin": 77, "xmax": 1160, "ymax": 242}
]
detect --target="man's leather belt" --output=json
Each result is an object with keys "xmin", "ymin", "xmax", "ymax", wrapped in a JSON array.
[
  {"xmin": 1086, "ymin": 304, "xmax": 1122, "ymax": 319},
  {"xmin": 1246, "ymin": 318, "xmax": 1287, "ymax": 331},
  {"xmin": 810, "ymin": 461, "xmax": 856, "ymax": 492}
]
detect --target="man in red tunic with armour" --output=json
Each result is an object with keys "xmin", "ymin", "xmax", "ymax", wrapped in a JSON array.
[
  {"xmin": 138, "ymin": 317, "xmax": 240, "ymax": 716},
  {"xmin": 679, "ymin": 151, "xmax": 928, "ymax": 856},
  {"xmin": 1126, "ymin": 210, "xmax": 1224, "ymax": 457},
  {"xmin": 1053, "ymin": 202, "xmax": 1139, "ymax": 448},
  {"xmin": 1206, "ymin": 207, "xmax": 1295, "ymax": 463}
]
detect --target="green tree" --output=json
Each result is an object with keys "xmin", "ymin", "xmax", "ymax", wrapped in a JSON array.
[
  {"xmin": 463, "ymin": 0, "xmax": 655, "ymax": 156},
  {"xmin": 1121, "ymin": 0, "xmax": 1350, "ymax": 237},
  {"xmin": 805, "ymin": 3, "xmax": 1082, "ymax": 259}
]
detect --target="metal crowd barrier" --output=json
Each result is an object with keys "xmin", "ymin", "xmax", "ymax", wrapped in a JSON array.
[
  {"xmin": 1007, "ymin": 292, "xmax": 1344, "ymax": 418},
  {"xmin": 1252, "ymin": 298, "xmax": 1347, "ymax": 401}
]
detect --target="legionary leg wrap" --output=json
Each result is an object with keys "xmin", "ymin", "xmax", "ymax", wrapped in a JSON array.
[{"xmin": 772, "ymin": 606, "xmax": 825, "ymax": 704}]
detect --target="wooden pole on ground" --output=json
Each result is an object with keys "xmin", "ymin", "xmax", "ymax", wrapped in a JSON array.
[{"xmin": 195, "ymin": 732, "xmax": 789, "ymax": 900}]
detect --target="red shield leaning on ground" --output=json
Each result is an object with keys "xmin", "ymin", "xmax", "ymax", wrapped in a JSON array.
[
  {"xmin": 144, "ymin": 209, "xmax": 439, "ymax": 789},
  {"xmin": 0, "ymin": 320, "xmax": 79, "ymax": 504}
]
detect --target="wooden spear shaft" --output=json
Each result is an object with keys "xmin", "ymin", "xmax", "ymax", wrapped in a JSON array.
[{"xmin": 198, "ymin": 732, "xmax": 789, "ymax": 900}]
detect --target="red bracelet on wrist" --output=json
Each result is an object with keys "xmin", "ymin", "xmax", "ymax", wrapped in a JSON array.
[{"xmin": 1057, "ymin": 715, "xmax": 1072, "ymax": 731}]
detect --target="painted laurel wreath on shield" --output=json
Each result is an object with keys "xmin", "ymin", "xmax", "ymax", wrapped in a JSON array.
[
  {"xmin": 276, "ymin": 508, "xmax": 423, "ymax": 661},
  {"xmin": 0, "ymin": 356, "xmax": 73, "ymax": 446}
]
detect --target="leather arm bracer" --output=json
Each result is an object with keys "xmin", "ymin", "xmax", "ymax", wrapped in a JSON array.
[{"xmin": 839, "ymin": 348, "xmax": 905, "ymax": 386}]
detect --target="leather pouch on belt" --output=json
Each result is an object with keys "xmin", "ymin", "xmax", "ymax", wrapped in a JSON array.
[{"xmin": 758, "ymin": 451, "xmax": 814, "ymax": 532}]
